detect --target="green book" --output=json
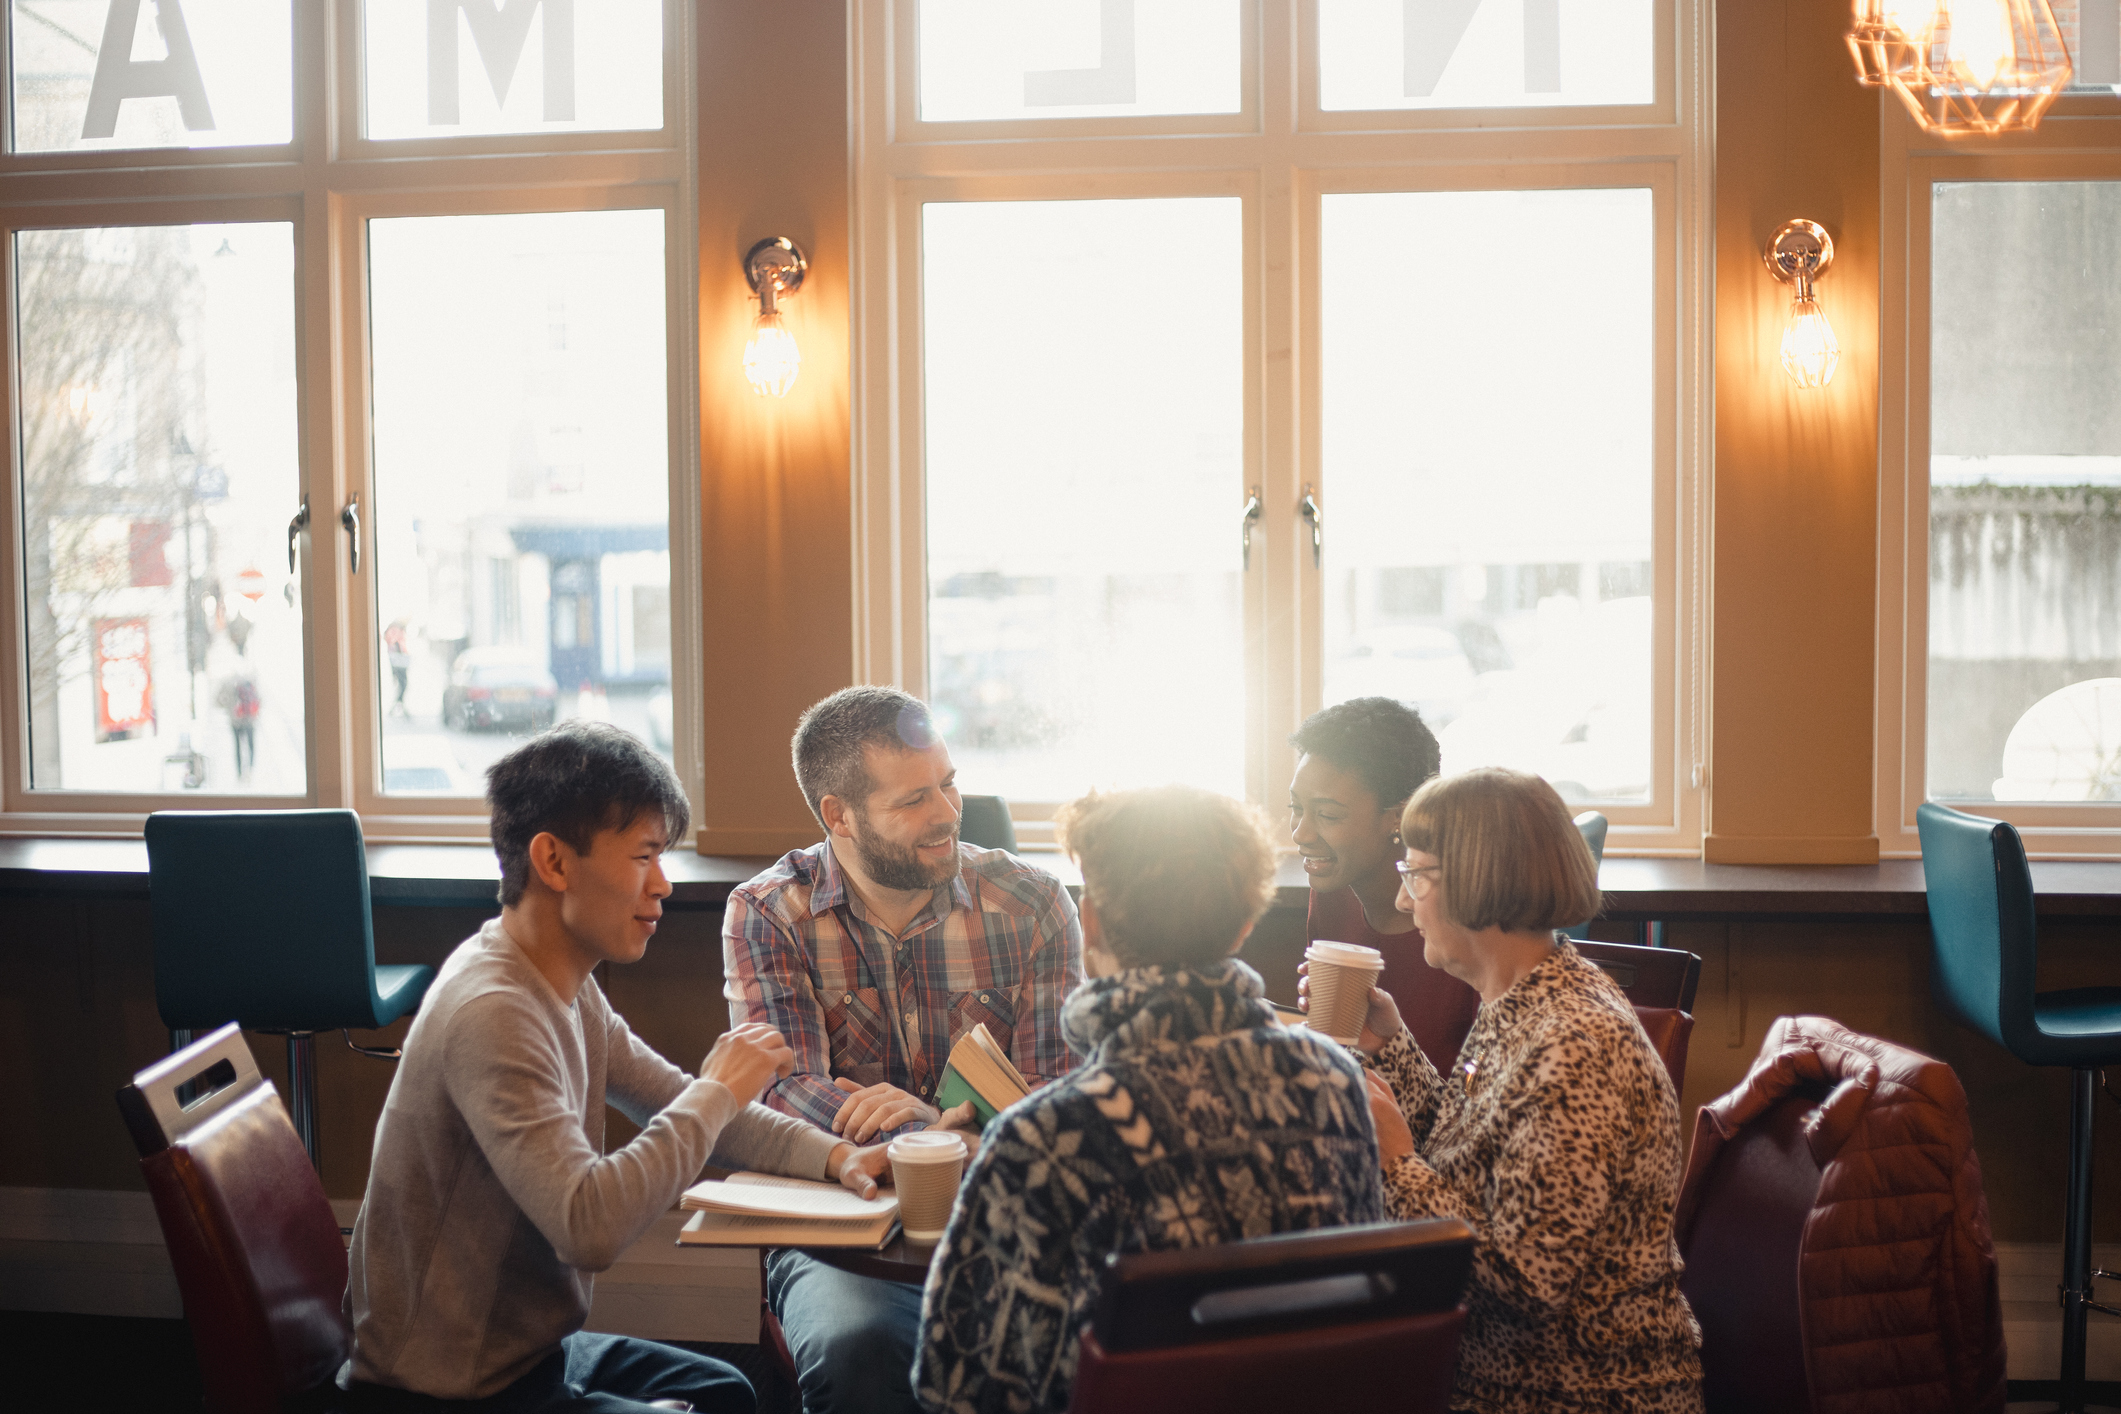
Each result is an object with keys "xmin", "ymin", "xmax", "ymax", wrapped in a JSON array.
[
  {"xmin": 933, "ymin": 1022, "xmax": 1031, "ymax": 1127},
  {"xmin": 934, "ymin": 1065, "xmax": 1002, "ymax": 1125}
]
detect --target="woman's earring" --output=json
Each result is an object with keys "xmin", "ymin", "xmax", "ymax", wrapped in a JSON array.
[{"xmin": 1390, "ymin": 831, "xmax": 1403, "ymax": 847}]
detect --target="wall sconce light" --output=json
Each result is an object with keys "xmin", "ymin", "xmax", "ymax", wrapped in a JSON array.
[
  {"xmin": 1845, "ymin": 0, "xmax": 2071, "ymax": 137},
  {"xmin": 1765, "ymin": 220, "xmax": 1839, "ymax": 391},
  {"xmin": 742, "ymin": 236, "xmax": 807, "ymax": 398}
]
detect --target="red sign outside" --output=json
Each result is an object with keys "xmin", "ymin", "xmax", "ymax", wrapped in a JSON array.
[{"xmin": 92, "ymin": 617, "xmax": 155, "ymax": 743}]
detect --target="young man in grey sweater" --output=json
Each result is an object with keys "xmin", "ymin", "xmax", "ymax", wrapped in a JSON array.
[{"xmin": 343, "ymin": 721, "xmax": 891, "ymax": 1414}]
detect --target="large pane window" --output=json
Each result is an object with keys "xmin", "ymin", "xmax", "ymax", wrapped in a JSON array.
[
  {"xmin": 9, "ymin": 0, "xmax": 292, "ymax": 152},
  {"xmin": 1930, "ymin": 181, "xmax": 2121, "ymax": 803},
  {"xmin": 367, "ymin": 209, "xmax": 671, "ymax": 796},
  {"xmin": 1321, "ymin": 188, "xmax": 1654, "ymax": 804},
  {"xmin": 922, "ymin": 197, "xmax": 1245, "ymax": 800},
  {"xmin": 18, "ymin": 221, "xmax": 304, "ymax": 793},
  {"xmin": 1, "ymin": 3, "xmax": 690, "ymax": 834}
]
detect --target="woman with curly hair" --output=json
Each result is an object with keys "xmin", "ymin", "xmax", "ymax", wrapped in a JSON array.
[{"xmin": 913, "ymin": 785, "xmax": 1386, "ymax": 1414}]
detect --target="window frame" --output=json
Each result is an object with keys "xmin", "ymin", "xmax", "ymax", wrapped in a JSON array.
[
  {"xmin": 1876, "ymin": 100, "xmax": 2121, "ymax": 859},
  {"xmin": 0, "ymin": 0, "xmax": 702, "ymax": 840},
  {"xmin": 852, "ymin": 0, "xmax": 1710, "ymax": 852}
]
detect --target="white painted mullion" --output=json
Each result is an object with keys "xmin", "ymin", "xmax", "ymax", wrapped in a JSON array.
[
  {"xmin": 300, "ymin": 0, "xmax": 351, "ymax": 810},
  {"xmin": 1256, "ymin": 0, "xmax": 1303, "ymax": 811},
  {"xmin": 667, "ymin": 0, "xmax": 703, "ymax": 840}
]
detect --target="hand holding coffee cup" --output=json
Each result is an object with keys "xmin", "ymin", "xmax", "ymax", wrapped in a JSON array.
[
  {"xmin": 1300, "ymin": 963, "xmax": 1405, "ymax": 1054},
  {"xmin": 1303, "ymin": 941, "xmax": 1386, "ymax": 1045},
  {"xmin": 888, "ymin": 1130, "xmax": 969, "ymax": 1241}
]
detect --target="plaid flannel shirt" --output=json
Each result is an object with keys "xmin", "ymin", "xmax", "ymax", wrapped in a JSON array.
[{"xmin": 721, "ymin": 841, "xmax": 1083, "ymax": 1136}]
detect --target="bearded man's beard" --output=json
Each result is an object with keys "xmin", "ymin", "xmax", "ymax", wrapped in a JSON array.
[{"xmin": 852, "ymin": 815, "xmax": 960, "ymax": 890}]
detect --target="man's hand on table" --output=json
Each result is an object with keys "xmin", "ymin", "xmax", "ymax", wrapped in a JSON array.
[
  {"xmin": 826, "ymin": 1141, "xmax": 893, "ymax": 1199},
  {"xmin": 831, "ymin": 1078, "xmax": 939, "ymax": 1144}
]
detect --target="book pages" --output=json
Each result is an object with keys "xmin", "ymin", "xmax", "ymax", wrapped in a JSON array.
[
  {"xmin": 968, "ymin": 1022, "xmax": 1031, "ymax": 1095},
  {"xmin": 677, "ymin": 1207, "xmax": 900, "ymax": 1249},
  {"xmin": 682, "ymin": 1172, "xmax": 898, "ymax": 1220}
]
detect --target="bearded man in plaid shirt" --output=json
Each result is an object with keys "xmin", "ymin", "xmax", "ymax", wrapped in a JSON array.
[{"xmin": 723, "ymin": 685, "xmax": 1083, "ymax": 1414}]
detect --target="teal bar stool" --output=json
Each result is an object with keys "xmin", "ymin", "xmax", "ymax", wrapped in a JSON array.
[
  {"xmin": 146, "ymin": 809, "xmax": 435, "ymax": 1171},
  {"xmin": 1918, "ymin": 801, "xmax": 2121, "ymax": 1412},
  {"xmin": 1563, "ymin": 811, "xmax": 1608, "ymax": 941}
]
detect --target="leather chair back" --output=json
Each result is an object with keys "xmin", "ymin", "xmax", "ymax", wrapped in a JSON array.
[
  {"xmin": 148, "ymin": 809, "xmax": 391, "ymax": 1031},
  {"xmin": 1069, "ymin": 1219, "xmax": 1473, "ymax": 1414},
  {"xmin": 1631, "ymin": 1008, "xmax": 1696, "ymax": 1095},
  {"xmin": 1573, "ymin": 939, "xmax": 1701, "ymax": 1011},
  {"xmin": 1072, "ymin": 1310, "xmax": 1465, "ymax": 1413},
  {"xmin": 959, "ymin": 794, "xmax": 1018, "ymax": 852},
  {"xmin": 1573, "ymin": 939, "xmax": 1701, "ymax": 1094},
  {"xmin": 116, "ymin": 1023, "xmax": 352, "ymax": 1414},
  {"xmin": 1676, "ymin": 1088, "xmax": 1824, "ymax": 1414},
  {"xmin": 1916, "ymin": 801, "xmax": 2044, "ymax": 1061}
]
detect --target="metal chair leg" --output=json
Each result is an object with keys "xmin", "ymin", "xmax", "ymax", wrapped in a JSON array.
[
  {"xmin": 286, "ymin": 1031, "xmax": 320, "ymax": 1171},
  {"xmin": 2062, "ymin": 1068, "xmax": 2097, "ymax": 1411}
]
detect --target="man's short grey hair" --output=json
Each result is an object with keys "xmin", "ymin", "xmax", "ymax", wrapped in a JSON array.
[{"xmin": 792, "ymin": 686, "xmax": 942, "ymax": 827}]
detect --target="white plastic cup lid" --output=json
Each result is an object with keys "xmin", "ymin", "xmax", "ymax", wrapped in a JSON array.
[
  {"xmin": 889, "ymin": 1130, "xmax": 968, "ymax": 1163},
  {"xmin": 1306, "ymin": 941, "xmax": 1385, "ymax": 969}
]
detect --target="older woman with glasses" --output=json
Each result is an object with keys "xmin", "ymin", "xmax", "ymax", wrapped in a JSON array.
[{"xmin": 1350, "ymin": 767, "xmax": 1702, "ymax": 1414}]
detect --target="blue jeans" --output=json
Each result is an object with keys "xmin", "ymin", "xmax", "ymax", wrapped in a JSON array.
[
  {"xmin": 345, "ymin": 1331, "xmax": 754, "ymax": 1414},
  {"xmin": 766, "ymin": 1250, "xmax": 924, "ymax": 1414}
]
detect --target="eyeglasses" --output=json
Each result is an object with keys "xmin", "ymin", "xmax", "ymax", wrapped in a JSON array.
[{"xmin": 1394, "ymin": 861, "xmax": 1442, "ymax": 898}]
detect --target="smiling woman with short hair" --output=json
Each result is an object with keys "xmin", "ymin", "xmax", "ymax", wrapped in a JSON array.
[{"xmin": 1357, "ymin": 767, "xmax": 1703, "ymax": 1414}]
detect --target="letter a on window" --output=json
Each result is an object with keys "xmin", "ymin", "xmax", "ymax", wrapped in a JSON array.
[
  {"xmin": 81, "ymin": 0, "xmax": 216, "ymax": 139},
  {"xmin": 428, "ymin": 0, "xmax": 577, "ymax": 125}
]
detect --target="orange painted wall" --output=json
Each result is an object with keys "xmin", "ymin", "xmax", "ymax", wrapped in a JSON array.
[
  {"xmin": 694, "ymin": 1, "xmax": 857, "ymax": 857},
  {"xmin": 1706, "ymin": 0, "xmax": 1884, "ymax": 864}
]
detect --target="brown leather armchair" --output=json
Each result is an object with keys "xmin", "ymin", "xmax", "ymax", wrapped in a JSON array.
[
  {"xmin": 1673, "ymin": 1016, "xmax": 2007, "ymax": 1414},
  {"xmin": 115, "ymin": 1023, "xmax": 351, "ymax": 1414}
]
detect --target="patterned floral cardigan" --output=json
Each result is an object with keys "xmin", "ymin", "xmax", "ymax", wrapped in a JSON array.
[
  {"xmin": 1374, "ymin": 940, "xmax": 1703, "ymax": 1414},
  {"xmin": 913, "ymin": 959, "xmax": 1385, "ymax": 1414}
]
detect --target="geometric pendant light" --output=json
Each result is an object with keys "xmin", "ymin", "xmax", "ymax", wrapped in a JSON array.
[{"xmin": 1848, "ymin": 0, "xmax": 2074, "ymax": 137}]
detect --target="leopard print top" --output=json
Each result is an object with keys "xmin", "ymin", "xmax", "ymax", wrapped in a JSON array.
[{"xmin": 1376, "ymin": 940, "xmax": 1703, "ymax": 1414}]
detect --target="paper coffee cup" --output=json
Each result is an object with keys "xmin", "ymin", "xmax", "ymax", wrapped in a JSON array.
[
  {"xmin": 889, "ymin": 1130, "xmax": 968, "ymax": 1240},
  {"xmin": 1306, "ymin": 941, "xmax": 1384, "ymax": 1043}
]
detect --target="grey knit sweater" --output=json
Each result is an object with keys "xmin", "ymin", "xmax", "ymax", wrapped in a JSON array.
[{"xmin": 345, "ymin": 918, "xmax": 839, "ymax": 1398}]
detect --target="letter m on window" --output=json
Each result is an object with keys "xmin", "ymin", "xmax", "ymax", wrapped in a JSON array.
[{"xmin": 428, "ymin": 0, "xmax": 576, "ymax": 125}]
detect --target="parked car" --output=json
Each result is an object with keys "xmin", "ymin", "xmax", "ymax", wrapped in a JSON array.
[
  {"xmin": 381, "ymin": 734, "xmax": 470, "ymax": 794},
  {"xmin": 442, "ymin": 647, "xmax": 559, "ymax": 732}
]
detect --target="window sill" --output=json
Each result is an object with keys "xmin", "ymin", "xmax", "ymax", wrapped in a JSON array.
[
  {"xmin": 5, "ymin": 838, "xmax": 2120, "ymax": 922},
  {"xmin": 0, "ymin": 837, "xmax": 768, "ymax": 909}
]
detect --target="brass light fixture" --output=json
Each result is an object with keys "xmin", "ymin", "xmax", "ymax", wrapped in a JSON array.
[
  {"xmin": 742, "ymin": 237, "xmax": 806, "ymax": 398},
  {"xmin": 1765, "ymin": 220, "xmax": 1839, "ymax": 391},
  {"xmin": 1847, "ymin": 0, "xmax": 2073, "ymax": 137}
]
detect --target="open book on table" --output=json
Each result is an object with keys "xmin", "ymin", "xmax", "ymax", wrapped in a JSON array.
[
  {"xmin": 933, "ymin": 1021, "xmax": 1032, "ymax": 1126},
  {"xmin": 677, "ymin": 1172, "xmax": 900, "ymax": 1249}
]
